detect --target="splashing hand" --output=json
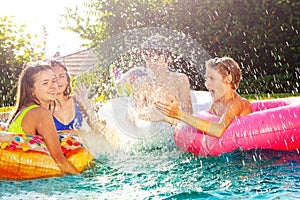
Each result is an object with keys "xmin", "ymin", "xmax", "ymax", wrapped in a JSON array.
[
  {"xmin": 74, "ymin": 82, "xmax": 91, "ymax": 108},
  {"xmin": 74, "ymin": 82, "xmax": 107, "ymax": 136},
  {"xmin": 155, "ymin": 98, "xmax": 181, "ymax": 119}
]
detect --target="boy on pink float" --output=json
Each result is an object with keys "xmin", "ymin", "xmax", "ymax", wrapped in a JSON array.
[{"xmin": 155, "ymin": 56, "xmax": 252, "ymax": 138}]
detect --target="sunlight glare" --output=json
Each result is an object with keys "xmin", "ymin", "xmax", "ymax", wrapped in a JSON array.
[{"xmin": 0, "ymin": 0, "xmax": 87, "ymax": 57}]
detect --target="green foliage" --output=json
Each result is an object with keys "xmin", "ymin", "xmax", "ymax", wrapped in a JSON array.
[
  {"xmin": 75, "ymin": 63, "xmax": 116, "ymax": 104},
  {"xmin": 62, "ymin": 0, "xmax": 299, "ymax": 95},
  {"xmin": 0, "ymin": 16, "xmax": 45, "ymax": 106},
  {"xmin": 242, "ymin": 92, "xmax": 300, "ymax": 101},
  {"xmin": 76, "ymin": 51, "xmax": 146, "ymax": 103}
]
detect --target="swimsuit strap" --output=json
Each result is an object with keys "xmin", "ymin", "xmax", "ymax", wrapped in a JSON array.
[
  {"xmin": 8, "ymin": 104, "xmax": 40, "ymax": 134},
  {"xmin": 53, "ymin": 100, "xmax": 83, "ymax": 131}
]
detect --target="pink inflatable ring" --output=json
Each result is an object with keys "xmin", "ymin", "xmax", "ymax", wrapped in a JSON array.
[{"xmin": 174, "ymin": 97, "xmax": 300, "ymax": 156}]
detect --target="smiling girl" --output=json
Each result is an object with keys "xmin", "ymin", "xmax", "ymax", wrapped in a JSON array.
[
  {"xmin": 49, "ymin": 61, "xmax": 83, "ymax": 132},
  {"xmin": 7, "ymin": 64, "xmax": 79, "ymax": 174}
]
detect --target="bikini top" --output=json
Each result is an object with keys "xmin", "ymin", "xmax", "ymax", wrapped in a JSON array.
[
  {"xmin": 53, "ymin": 101, "xmax": 83, "ymax": 131},
  {"xmin": 8, "ymin": 104, "xmax": 40, "ymax": 134}
]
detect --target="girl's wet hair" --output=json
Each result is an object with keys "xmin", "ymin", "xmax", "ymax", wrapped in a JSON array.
[
  {"xmin": 8, "ymin": 64, "xmax": 53, "ymax": 125},
  {"xmin": 206, "ymin": 57, "xmax": 242, "ymax": 89},
  {"xmin": 50, "ymin": 61, "xmax": 72, "ymax": 97}
]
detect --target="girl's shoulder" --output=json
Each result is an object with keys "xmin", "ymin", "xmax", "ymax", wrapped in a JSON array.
[{"xmin": 27, "ymin": 106, "xmax": 52, "ymax": 119}]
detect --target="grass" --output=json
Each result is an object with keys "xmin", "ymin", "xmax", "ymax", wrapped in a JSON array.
[{"xmin": 242, "ymin": 93, "xmax": 300, "ymax": 101}]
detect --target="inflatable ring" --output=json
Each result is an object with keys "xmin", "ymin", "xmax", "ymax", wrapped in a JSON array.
[
  {"xmin": 0, "ymin": 131, "xmax": 94, "ymax": 179},
  {"xmin": 174, "ymin": 96, "xmax": 300, "ymax": 156}
]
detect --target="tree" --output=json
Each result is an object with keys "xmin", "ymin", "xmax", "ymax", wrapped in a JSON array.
[
  {"xmin": 62, "ymin": 0, "xmax": 300, "ymax": 94},
  {"xmin": 0, "ymin": 16, "xmax": 45, "ymax": 106}
]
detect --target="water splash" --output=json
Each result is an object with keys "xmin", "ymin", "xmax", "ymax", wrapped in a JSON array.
[
  {"xmin": 91, "ymin": 27, "xmax": 210, "ymax": 72},
  {"xmin": 77, "ymin": 27, "xmax": 211, "ymax": 153}
]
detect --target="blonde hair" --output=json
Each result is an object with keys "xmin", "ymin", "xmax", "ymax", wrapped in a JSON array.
[{"xmin": 206, "ymin": 56, "xmax": 242, "ymax": 89}]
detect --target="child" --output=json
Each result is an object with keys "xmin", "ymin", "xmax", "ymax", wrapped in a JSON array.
[
  {"xmin": 7, "ymin": 64, "xmax": 79, "ymax": 174},
  {"xmin": 155, "ymin": 56, "xmax": 252, "ymax": 138},
  {"xmin": 49, "ymin": 61, "xmax": 83, "ymax": 132},
  {"xmin": 131, "ymin": 34, "xmax": 192, "ymax": 125}
]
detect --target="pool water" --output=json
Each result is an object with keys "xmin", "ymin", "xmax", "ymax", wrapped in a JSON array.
[{"xmin": 1, "ymin": 136, "xmax": 300, "ymax": 200}]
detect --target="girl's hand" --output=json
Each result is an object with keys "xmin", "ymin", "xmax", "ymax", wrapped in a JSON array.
[
  {"xmin": 74, "ymin": 82, "xmax": 92, "ymax": 108},
  {"xmin": 155, "ymin": 98, "xmax": 181, "ymax": 119}
]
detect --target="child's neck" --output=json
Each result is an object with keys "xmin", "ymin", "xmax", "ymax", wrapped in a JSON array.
[
  {"xmin": 216, "ymin": 90, "xmax": 237, "ymax": 104},
  {"xmin": 56, "ymin": 94, "xmax": 68, "ymax": 102}
]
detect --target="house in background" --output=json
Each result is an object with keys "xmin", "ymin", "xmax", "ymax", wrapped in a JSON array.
[{"xmin": 51, "ymin": 48, "xmax": 98, "ymax": 77}]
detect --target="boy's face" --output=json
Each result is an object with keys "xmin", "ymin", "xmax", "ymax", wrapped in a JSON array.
[{"xmin": 204, "ymin": 67, "xmax": 227, "ymax": 101}]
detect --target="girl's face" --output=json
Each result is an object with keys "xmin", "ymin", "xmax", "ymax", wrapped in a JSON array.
[
  {"xmin": 32, "ymin": 69, "xmax": 57, "ymax": 105},
  {"xmin": 204, "ymin": 68, "xmax": 227, "ymax": 101},
  {"xmin": 51, "ymin": 65, "xmax": 68, "ymax": 95}
]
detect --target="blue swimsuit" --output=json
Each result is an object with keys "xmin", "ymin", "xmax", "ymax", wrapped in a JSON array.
[{"xmin": 53, "ymin": 102, "xmax": 83, "ymax": 131}]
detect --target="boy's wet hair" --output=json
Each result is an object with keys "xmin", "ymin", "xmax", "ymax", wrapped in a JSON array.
[
  {"xmin": 141, "ymin": 34, "xmax": 172, "ymax": 61},
  {"xmin": 206, "ymin": 57, "xmax": 242, "ymax": 89},
  {"xmin": 142, "ymin": 34, "xmax": 171, "ymax": 51}
]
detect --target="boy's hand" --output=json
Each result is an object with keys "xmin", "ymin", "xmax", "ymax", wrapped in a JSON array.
[{"xmin": 155, "ymin": 98, "xmax": 181, "ymax": 119}]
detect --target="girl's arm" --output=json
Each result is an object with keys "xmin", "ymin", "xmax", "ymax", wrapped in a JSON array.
[
  {"xmin": 32, "ymin": 108, "xmax": 79, "ymax": 174},
  {"xmin": 74, "ymin": 82, "xmax": 107, "ymax": 133}
]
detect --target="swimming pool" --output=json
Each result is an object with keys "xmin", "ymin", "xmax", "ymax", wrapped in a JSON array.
[{"xmin": 1, "ymin": 135, "xmax": 300, "ymax": 200}]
